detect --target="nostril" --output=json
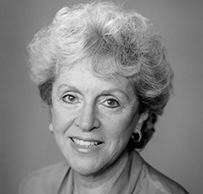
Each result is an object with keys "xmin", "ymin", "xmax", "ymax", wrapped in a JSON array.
[{"xmin": 94, "ymin": 118, "xmax": 101, "ymax": 129}]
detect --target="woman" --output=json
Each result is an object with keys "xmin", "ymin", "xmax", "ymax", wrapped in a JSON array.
[{"xmin": 20, "ymin": 1, "xmax": 189, "ymax": 194}]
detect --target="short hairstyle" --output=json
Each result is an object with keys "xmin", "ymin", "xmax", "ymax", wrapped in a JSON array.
[{"xmin": 27, "ymin": 1, "xmax": 173, "ymax": 149}]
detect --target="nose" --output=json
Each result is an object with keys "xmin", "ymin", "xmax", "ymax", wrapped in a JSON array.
[{"xmin": 76, "ymin": 103, "xmax": 100, "ymax": 131}]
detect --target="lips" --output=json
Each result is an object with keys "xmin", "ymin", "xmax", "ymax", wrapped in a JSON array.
[{"xmin": 70, "ymin": 137, "xmax": 103, "ymax": 148}]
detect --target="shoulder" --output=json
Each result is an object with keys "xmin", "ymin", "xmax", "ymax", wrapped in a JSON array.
[
  {"xmin": 19, "ymin": 161, "xmax": 70, "ymax": 194},
  {"xmin": 139, "ymin": 157, "xmax": 189, "ymax": 194}
]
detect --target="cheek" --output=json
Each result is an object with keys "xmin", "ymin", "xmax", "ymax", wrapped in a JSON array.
[
  {"xmin": 105, "ymin": 126, "xmax": 133, "ymax": 161},
  {"xmin": 104, "ymin": 114, "xmax": 136, "ymax": 146},
  {"xmin": 51, "ymin": 106, "xmax": 75, "ymax": 133}
]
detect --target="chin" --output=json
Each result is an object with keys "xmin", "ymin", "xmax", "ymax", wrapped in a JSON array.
[{"xmin": 71, "ymin": 162, "xmax": 101, "ymax": 176}]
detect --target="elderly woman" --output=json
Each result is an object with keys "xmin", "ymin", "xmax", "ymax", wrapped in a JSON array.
[{"xmin": 20, "ymin": 1, "xmax": 189, "ymax": 194}]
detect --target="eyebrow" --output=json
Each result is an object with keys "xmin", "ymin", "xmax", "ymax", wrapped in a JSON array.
[
  {"xmin": 57, "ymin": 84, "xmax": 80, "ymax": 93},
  {"xmin": 100, "ymin": 89, "xmax": 130, "ymax": 100}
]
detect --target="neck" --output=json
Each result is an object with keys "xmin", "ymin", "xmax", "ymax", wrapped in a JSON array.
[{"xmin": 73, "ymin": 150, "xmax": 129, "ymax": 194}]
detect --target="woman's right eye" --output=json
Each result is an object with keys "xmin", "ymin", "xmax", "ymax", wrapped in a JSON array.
[{"xmin": 62, "ymin": 94, "xmax": 78, "ymax": 104}]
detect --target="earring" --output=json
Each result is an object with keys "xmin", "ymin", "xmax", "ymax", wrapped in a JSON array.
[
  {"xmin": 49, "ymin": 123, "xmax": 54, "ymax": 133},
  {"xmin": 132, "ymin": 129, "xmax": 142, "ymax": 142}
]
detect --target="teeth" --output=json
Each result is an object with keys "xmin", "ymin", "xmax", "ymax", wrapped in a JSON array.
[{"xmin": 72, "ymin": 138, "xmax": 99, "ymax": 147}]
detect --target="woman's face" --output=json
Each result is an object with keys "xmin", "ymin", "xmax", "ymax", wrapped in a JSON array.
[{"xmin": 51, "ymin": 61, "xmax": 141, "ymax": 176}]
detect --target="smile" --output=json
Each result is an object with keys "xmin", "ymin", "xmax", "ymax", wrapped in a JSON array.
[{"xmin": 71, "ymin": 137, "xmax": 103, "ymax": 148}]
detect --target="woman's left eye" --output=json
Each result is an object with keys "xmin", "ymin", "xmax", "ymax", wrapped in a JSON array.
[{"xmin": 103, "ymin": 99, "xmax": 120, "ymax": 108}]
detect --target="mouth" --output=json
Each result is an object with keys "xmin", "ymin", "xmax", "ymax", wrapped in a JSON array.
[{"xmin": 70, "ymin": 137, "xmax": 103, "ymax": 148}]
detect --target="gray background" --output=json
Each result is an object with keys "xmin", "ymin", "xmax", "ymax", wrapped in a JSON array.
[{"xmin": 1, "ymin": 0, "xmax": 203, "ymax": 193}]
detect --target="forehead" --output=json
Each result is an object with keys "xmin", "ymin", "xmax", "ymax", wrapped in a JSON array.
[{"xmin": 54, "ymin": 60, "xmax": 135, "ymax": 96}]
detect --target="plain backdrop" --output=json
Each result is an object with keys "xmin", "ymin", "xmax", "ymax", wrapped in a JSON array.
[{"xmin": 1, "ymin": 0, "xmax": 203, "ymax": 193}]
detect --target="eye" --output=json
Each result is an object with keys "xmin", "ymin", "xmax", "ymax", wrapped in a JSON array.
[
  {"xmin": 62, "ymin": 94, "xmax": 78, "ymax": 104},
  {"xmin": 103, "ymin": 98, "xmax": 120, "ymax": 108}
]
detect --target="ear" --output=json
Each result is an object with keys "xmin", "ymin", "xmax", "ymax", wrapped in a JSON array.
[{"xmin": 134, "ymin": 112, "xmax": 149, "ymax": 132}]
